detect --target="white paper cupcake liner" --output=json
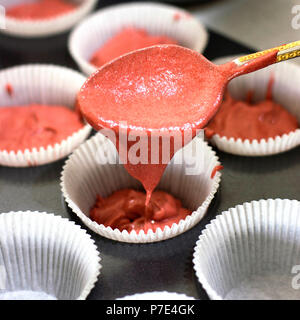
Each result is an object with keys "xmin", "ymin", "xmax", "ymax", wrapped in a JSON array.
[
  {"xmin": 207, "ymin": 56, "xmax": 300, "ymax": 156},
  {"xmin": 69, "ymin": 1, "xmax": 208, "ymax": 75},
  {"xmin": 193, "ymin": 199, "xmax": 300, "ymax": 300},
  {"xmin": 61, "ymin": 133, "xmax": 221, "ymax": 243},
  {"xmin": 118, "ymin": 291, "xmax": 195, "ymax": 300},
  {"xmin": 0, "ymin": 211, "xmax": 101, "ymax": 300},
  {"xmin": 0, "ymin": 64, "xmax": 92, "ymax": 167},
  {"xmin": 0, "ymin": 0, "xmax": 97, "ymax": 38}
]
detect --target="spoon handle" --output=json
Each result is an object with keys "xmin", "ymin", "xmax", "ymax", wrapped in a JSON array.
[{"xmin": 233, "ymin": 40, "xmax": 300, "ymax": 66}]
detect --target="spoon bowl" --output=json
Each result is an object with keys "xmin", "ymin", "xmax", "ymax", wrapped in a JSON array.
[{"xmin": 78, "ymin": 44, "xmax": 280, "ymax": 133}]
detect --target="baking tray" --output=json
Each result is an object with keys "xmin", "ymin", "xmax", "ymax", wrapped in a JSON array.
[{"xmin": 1, "ymin": 1, "xmax": 300, "ymax": 300}]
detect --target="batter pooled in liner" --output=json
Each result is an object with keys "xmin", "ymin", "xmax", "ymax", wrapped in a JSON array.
[
  {"xmin": 90, "ymin": 189, "xmax": 192, "ymax": 233},
  {"xmin": 0, "ymin": 104, "xmax": 84, "ymax": 152},
  {"xmin": 6, "ymin": 0, "xmax": 77, "ymax": 20},
  {"xmin": 205, "ymin": 77, "xmax": 299, "ymax": 141}
]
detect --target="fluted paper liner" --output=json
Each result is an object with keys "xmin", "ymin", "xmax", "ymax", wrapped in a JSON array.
[
  {"xmin": 61, "ymin": 133, "xmax": 221, "ymax": 243},
  {"xmin": 118, "ymin": 291, "xmax": 195, "ymax": 300},
  {"xmin": 0, "ymin": 211, "xmax": 101, "ymax": 300},
  {"xmin": 193, "ymin": 199, "xmax": 300, "ymax": 300},
  {"xmin": 0, "ymin": 0, "xmax": 97, "ymax": 38},
  {"xmin": 208, "ymin": 56, "xmax": 300, "ymax": 156},
  {"xmin": 69, "ymin": 1, "xmax": 208, "ymax": 75},
  {"xmin": 0, "ymin": 64, "xmax": 92, "ymax": 167}
]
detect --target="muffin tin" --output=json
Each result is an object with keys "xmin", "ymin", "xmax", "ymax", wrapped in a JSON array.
[{"xmin": 0, "ymin": 0, "xmax": 300, "ymax": 299}]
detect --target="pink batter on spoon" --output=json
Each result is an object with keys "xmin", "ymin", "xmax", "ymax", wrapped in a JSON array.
[{"xmin": 78, "ymin": 45, "xmax": 277, "ymax": 203}]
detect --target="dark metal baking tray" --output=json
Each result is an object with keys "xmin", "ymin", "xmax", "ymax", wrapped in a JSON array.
[{"xmin": 1, "ymin": 1, "xmax": 300, "ymax": 300}]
